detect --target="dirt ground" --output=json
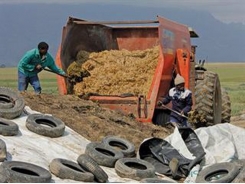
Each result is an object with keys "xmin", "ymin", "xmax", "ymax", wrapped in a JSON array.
[
  {"xmin": 21, "ymin": 92, "xmax": 173, "ymax": 151},
  {"xmin": 20, "ymin": 92, "xmax": 245, "ymax": 152}
]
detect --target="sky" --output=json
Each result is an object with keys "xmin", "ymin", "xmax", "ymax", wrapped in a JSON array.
[{"xmin": 0, "ymin": 0, "xmax": 244, "ymax": 24}]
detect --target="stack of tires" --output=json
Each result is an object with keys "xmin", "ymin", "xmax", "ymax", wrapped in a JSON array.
[
  {"xmin": 48, "ymin": 135, "xmax": 157, "ymax": 182},
  {"xmin": 82, "ymin": 136, "xmax": 157, "ymax": 182},
  {"xmin": 0, "ymin": 88, "xmax": 54, "ymax": 182}
]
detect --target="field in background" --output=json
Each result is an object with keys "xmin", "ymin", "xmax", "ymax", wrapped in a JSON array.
[
  {"xmin": 0, "ymin": 63, "xmax": 244, "ymax": 116},
  {"xmin": 205, "ymin": 63, "xmax": 245, "ymax": 116},
  {"xmin": 0, "ymin": 68, "xmax": 58, "ymax": 94}
]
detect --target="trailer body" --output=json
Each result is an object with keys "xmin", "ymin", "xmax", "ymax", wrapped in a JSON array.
[{"xmin": 56, "ymin": 16, "xmax": 199, "ymax": 123}]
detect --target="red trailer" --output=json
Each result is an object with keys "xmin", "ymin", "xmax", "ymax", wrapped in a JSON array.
[{"xmin": 55, "ymin": 16, "xmax": 230, "ymax": 126}]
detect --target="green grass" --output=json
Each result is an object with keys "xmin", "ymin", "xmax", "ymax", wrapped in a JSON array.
[
  {"xmin": 0, "ymin": 63, "xmax": 244, "ymax": 116},
  {"xmin": 0, "ymin": 68, "xmax": 58, "ymax": 94},
  {"xmin": 205, "ymin": 63, "xmax": 245, "ymax": 116}
]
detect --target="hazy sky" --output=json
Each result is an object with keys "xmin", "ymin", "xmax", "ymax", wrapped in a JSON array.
[{"xmin": 0, "ymin": 0, "xmax": 244, "ymax": 24}]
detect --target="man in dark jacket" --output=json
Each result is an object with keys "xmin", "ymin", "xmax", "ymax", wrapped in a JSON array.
[{"xmin": 157, "ymin": 74, "xmax": 192, "ymax": 127}]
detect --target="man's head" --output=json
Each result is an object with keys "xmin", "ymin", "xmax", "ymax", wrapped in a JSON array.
[
  {"xmin": 38, "ymin": 42, "xmax": 49, "ymax": 55},
  {"xmin": 174, "ymin": 74, "xmax": 185, "ymax": 91}
]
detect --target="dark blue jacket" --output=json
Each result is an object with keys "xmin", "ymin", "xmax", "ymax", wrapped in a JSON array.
[{"xmin": 161, "ymin": 87, "xmax": 192, "ymax": 122}]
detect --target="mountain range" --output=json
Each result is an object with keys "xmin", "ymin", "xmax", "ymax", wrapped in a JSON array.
[{"xmin": 0, "ymin": 3, "xmax": 245, "ymax": 66}]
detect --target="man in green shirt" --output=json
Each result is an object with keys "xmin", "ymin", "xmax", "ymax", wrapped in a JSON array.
[{"xmin": 18, "ymin": 42, "xmax": 67, "ymax": 94}]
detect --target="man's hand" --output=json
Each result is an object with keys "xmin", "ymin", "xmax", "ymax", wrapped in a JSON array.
[
  {"xmin": 157, "ymin": 101, "xmax": 163, "ymax": 107},
  {"xmin": 180, "ymin": 110, "xmax": 186, "ymax": 116},
  {"xmin": 35, "ymin": 64, "xmax": 42, "ymax": 70}
]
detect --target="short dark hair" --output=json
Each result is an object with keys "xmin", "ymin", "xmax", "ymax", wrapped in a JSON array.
[{"xmin": 38, "ymin": 42, "xmax": 49, "ymax": 50}]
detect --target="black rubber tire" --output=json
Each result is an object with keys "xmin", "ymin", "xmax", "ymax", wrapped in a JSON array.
[
  {"xmin": 196, "ymin": 162, "xmax": 241, "ymax": 183},
  {"xmin": 102, "ymin": 136, "xmax": 136, "ymax": 157},
  {"xmin": 195, "ymin": 71, "xmax": 222, "ymax": 126},
  {"xmin": 49, "ymin": 158, "xmax": 94, "ymax": 182},
  {"xmin": 140, "ymin": 178, "xmax": 177, "ymax": 183},
  {"xmin": 0, "ymin": 161, "xmax": 52, "ymax": 183},
  {"xmin": 85, "ymin": 142, "xmax": 124, "ymax": 167},
  {"xmin": 221, "ymin": 88, "xmax": 231, "ymax": 123},
  {"xmin": 0, "ymin": 167, "xmax": 7, "ymax": 183},
  {"xmin": 115, "ymin": 158, "xmax": 156, "ymax": 181},
  {"xmin": 0, "ymin": 139, "xmax": 6, "ymax": 162},
  {"xmin": 0, "ymin": 87, "xmax": 25, "ymax": 119},
  {"xmin": 0, "ymin": 117, "xmax": 19, "ymax": 136},
  {"xmin": 152, "ymin": 109, "xmax": 170, "ymax": 126},
  {"xmin": 26, "ymin": 114, "xmax": 65, "ymax": 138},
  {"xmin": 232, "ymin": 159, "xmax": 245, "ymax": 183},
  {"xmin": 77, "ymin": 154, "xmax": 108, "ymax": 183},
  {"xmin": 0, "ymin": 94, "xmax": 14, "ymax": 109}
]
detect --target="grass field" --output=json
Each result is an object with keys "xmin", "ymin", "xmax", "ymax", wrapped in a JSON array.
[
  {"xmin": 0, "ymin": 68, "xmax": 58, "ymax": 94},
  {"xmin": 0, "ymin": 63, "xmax": 244, "ymax": 116},
  {"xmin": 205, "ymin": 63, "xmax": 245, "ymax": 116}
]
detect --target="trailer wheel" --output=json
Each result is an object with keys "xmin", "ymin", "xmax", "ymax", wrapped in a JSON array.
[
  {"xmin": 195, "ymin": 71, "xmax": 222, "ymax": 126},
  {"xmin": 102, "ymin": 136, "xmax": 136, "ymax": 157},
  {"xmin": 0, "ymin": 161, "xmax": 52, "ymax": 183},
  {"xmin": 221, "ymin": 88, "xmax": 231, "ymax": 123},
  {"xmin": 152, "ymin": 109, "xmax": 170, "ymax": 126}
]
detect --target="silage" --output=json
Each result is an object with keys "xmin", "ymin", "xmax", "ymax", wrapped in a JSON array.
[{"xmin": 68, "ymin": 46, "xmax": 159, "ymax": 96}]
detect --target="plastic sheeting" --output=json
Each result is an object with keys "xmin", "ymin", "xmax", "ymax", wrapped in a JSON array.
[
  {"xmin": 2, "ymin": 106, "xmax": 245, "ymax": 183},
  {"xmin": 0, "ymin": 106, "xmax": 137, "ymax": 183},
  {"xmin": 164, "ymin": 123, "xmax": 245, "ymax": 183}
]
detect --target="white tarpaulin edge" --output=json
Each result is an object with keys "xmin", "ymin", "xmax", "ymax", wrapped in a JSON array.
[{"xmin": 165, "ymin": 123, "xmax": 245, "ymax": 183}]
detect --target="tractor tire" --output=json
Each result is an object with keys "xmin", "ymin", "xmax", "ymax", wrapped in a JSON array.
[
  {"xmin": 195, "ymin": 71, "xmax": 222, "ymax": 126},
  {"xmin": 221, "ymin": 88, "xmax": 231, "ymax": 123}
]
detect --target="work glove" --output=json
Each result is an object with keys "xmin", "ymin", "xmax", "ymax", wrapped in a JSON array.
[{"xmin": 157, "ymin": 101, "xmax": 163, "ymax": 107}]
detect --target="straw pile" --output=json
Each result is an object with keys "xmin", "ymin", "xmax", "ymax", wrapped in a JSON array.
[{"xmin": 67, "ymin": 46, "xmax": 159, "ymax": 96}]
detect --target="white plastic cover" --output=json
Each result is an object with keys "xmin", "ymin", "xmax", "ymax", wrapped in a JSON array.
[
  {"xmin": 0, "ymin": 106, "xmax": 137, "ymax": 183},
  {"xmin": 164, "ymin": 124, "xmax": 245, "ymax": 183},
  {"xmin": 2, "ymin": 106, "xmax": 244, "ymax": 183}
]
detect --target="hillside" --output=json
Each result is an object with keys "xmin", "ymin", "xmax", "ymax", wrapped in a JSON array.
[{"xmin": 0, "ymin": 3, "xmax": 245, "ymax": 66}]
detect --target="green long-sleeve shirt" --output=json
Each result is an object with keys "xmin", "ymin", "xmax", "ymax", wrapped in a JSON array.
[{"xmin": 18, "ymin": 48, "xmax": 65, "ymax": 77}]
